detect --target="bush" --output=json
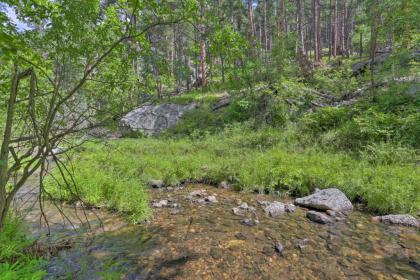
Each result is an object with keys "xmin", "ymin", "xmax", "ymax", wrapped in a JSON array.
[
  {"xmin": 300, "ymin": 107, "xmax": 352, "ymax": 134},
  {"xmin": 360, "ymin": 142, "xmax": 419, "ymax": 165}
]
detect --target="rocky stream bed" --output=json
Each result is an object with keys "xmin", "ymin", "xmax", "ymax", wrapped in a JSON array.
[{"xmin": 14, "ymin": 180, "xmax": 420, "ymax": 280}]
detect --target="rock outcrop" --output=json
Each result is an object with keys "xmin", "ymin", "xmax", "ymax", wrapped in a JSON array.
[
  {"xmin": 120, "ymin": 103, "xmax": 196, "ymax": 135},
  {"xmin": 295, "ymin": 188, "xmax": 353, "ymax": 213}
]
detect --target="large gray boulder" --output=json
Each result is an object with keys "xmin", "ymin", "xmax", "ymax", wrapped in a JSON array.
[
  {"xmin": 295, "ymin": 188, "xmax": 353, "ymax": 213},
  {"xmin": 120, "ymin": 103, "xmax": 196, "ymax": 135}
]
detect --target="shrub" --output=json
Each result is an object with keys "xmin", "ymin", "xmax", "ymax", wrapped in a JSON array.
[{"xmin": 300, "ymin": 107, "xmax": 352, "ymax": 134}]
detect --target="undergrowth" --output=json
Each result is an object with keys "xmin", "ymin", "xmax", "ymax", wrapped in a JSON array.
[{"xmin": 0, "ymin": 216, "xmax": 46, "ymax": 280}]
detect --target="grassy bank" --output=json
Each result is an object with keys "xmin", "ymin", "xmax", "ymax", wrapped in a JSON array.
[
  {"xmin": 0, "ymin": 216, "xmax": 46, "ymax": 280},
  {"xmin": 45, "ymin": 123, "xmax": 419, "ymax": 221}
]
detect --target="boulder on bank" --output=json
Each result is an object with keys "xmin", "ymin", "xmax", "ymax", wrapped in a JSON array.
[
  {"xmin": 148, "ymin": 179, "xmax": 164, "ymax": 188},
  {"xmin": 295, "ymin": 188, "xmax": 353, "ymax": 213},
  {"xmin": 120, "ymin": 103, "xmax": 196, "ymax": 135},
  {"xmin": 373, "ymin": 214, "xmax": 419, "ymax": 228}
]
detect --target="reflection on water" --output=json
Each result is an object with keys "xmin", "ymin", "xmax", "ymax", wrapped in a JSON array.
[{"xmin": 14, "ymin": 183, "xmax": 420, "ymax": 280}]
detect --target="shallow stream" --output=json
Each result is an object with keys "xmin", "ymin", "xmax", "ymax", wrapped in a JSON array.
[{"xmin": 14, "ymin": 182, "xmax": 419, "ymax": 279}]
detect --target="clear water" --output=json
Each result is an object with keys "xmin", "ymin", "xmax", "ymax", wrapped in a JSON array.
[{"xmin": 14, "ymin": 183, "xmax": 419, "ymax": 279}]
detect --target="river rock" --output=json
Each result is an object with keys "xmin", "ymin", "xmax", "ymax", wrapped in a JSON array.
[
  {"xmin": 295, "ymin": 188, "xmax": 353, "ymax": 213},
  {"xmin": 185, "ymin": 189, "xmax": 207, "ymax": 200},
  {"xmin": 373, "ymin": 214, "xmax": 419, "ymax": 228},
  {"xmin": 232, "ymin": 202, "xmax": 256, "ymax": 216},
  {"xmin": 205, "ymin": 195, "xmax": 218, "ymax": 203},
  {"xmin": 263, "ymin": 202, "xmax": 286, "ymax": 217},
  {"xmin": 232, "ymin": 207, "xmax": 244, "ymax": 216},
  {"xmin": 120, "ymin": 103, "xmax": 197, "ymax": 135},
  {"xmin": 148, "ymin": 179, "xmax": 164, "ymax": 188},
  {"xmin": 306, "ymin": 211, "xmax": 335, "ymax": 224},
  {"xmin": 275, "ymin": 242, "xmax": 285, "ymax": 255},
  {"xmin": 285, "ymin": 204, "xmax": 296, "ymax": 213},
  {"xmin": 295, "ymin": 238, "xmax": 309, "ymax": 251},
  {"xmin": 242, "ymin": 218, "xmax": 259, "ymax": 226},
  {"xmin": 219, "ymin": 181, "xmax": 230, "ymax": 189},
  {"xmin": 152, "ymin": 200, "xmax": 168, "ymax": 208}
]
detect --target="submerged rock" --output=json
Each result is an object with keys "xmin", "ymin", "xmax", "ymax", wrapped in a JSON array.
[
  {"xmin": 242, "ymin": 218, "xmax": 259, "ymax": 226},
  {"xmin": 295, "ymin": 188, "xmax": 353, "ymax": 213},
  {"xmin": 275, "ymin": 242, "xmax": 285, "ymax": 255},
  {"xmin": 235, "ymin": 232, "xmax": 247, "ymax": 240},
  {"xmin": 152, "ymin": 200, "xmax": 168, "ymax": 208},
  {"xmin": 262, "ymin": 246, "xmax": 275, "ymax": 256},
  {"xmin": 186, "ymin": 190, "xmax": 218, "ymax": 205},
  {"xmin": 373, "ymin": 214, "xmax": 419, "ymax": 228},
  {"xmin": 232, "ymin": 207, "xmax": 245, "ymax": 216},
  {"xmin": 295, "ymin": 239, "xmax": 309, "ymax": 251},
  {"xmin": 306, "ymin": 211, "xmax": 335, "ymax": 224},
  {"xmin": 205, "ymin": 195, "xmax": 218, "ymax": 203},
  {"xmin": 185, "ymin": 189, "xmax": 207, "ymax": 200},
  {"xmin": 232, "ymin": 202, "xmax": 256, "ymax": 216}
]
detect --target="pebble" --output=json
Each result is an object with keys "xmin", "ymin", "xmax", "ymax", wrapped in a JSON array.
[
  {"xmin": 275, "ymin": 242, "xmax": 285, "ymax": 255},
  {"xmin": 232, "ymin": 207, "xmax": 245, "ymax": 216},
  {"xmin": 263, "ymin": 246, "xmax": 274, "ymax": 256},
  {"xmin": 205, "ymin": 195, "xmax": 218, "ymax": 203},
  {"xmin": 242, "ymin": 218, "xmax": 259, "ymax": 226},
  {"xmin": 235, "ymin": 232, "xmax": 247, "ymax": 240},
  {"xmin": 219, "ymin": 181, "xmax": 230, "ymax": 189},
  {"xmin": 152, "ymin": 200, "xmax": 168, "ymax": 208}
]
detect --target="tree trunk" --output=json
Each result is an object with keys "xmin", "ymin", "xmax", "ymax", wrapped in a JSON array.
[
  {"xmin": 0, "ymin": 68, "xmax": 28, "ymax": 232},
  {"xmin": 333, "ymin": 0, "xmax": 338, "ymax": 57},
  {"xmin": 199, "ymin": 1, "xmax": 207, "ymax": 87},
  {"xmin": 247, "ymin": 0, "xmax": 256, "ymax": 57},
  {"xmin": 297, "ymin": 0, "xmax": 305, "ymax": 54},
  {"xmin": 313, "ymin": 0, "xmax": 321, "ymax": 62},
  {"xmin": 370, "ymin": 0, "xmax": 379, "ymax": 85},
  {"xmin": 221, "ymin": 54, "xmax": 225, "ymax": 83},
  {"xmin": 340, "ymin": 0, "xmax": 346, "ymax": 56},
  {"xmin": 264, "ymin": 0, "xmax": 269, "ymax": 52}
]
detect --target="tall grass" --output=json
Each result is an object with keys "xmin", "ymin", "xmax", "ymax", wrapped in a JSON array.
[
  {"xmin": 0, "ymin": 216, "xmax": 46, "ymax": 280},
  {"xmin": 45, "ymin": 124, "xmax": 420, "ymax": 222}
]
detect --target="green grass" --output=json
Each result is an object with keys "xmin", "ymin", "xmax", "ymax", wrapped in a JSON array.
[
  {"xmin": 45, "ymin": 124, "xmax": 419, "ymax": 221},
  {"xmin": 0, "ymin": 216, "xmax": 46, "ymax": 280}
]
